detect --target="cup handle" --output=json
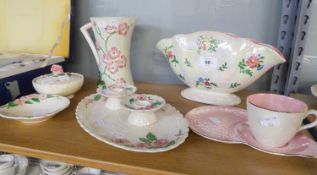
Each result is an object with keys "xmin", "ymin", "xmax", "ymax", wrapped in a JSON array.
[
  {"xmin": 298, "ymin": 110, "xmax": 317, "ymax": 131},
  {"xmin": 80, "ymin": 23, "xmax": 100, "ymax": 65}
]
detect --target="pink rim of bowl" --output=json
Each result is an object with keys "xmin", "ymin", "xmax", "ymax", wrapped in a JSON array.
[{"xmin": 247, "ymin": 93, "xmax": 307, "ymax": 113}]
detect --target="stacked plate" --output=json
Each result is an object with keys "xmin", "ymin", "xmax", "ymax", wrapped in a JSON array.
[
  {"xmin": 40, "ymin": 160, "xmax": 73, "ymax": 175},
  {"xmin": 0, "ymin": 154, "xmax": 28, "ymax": 175}
]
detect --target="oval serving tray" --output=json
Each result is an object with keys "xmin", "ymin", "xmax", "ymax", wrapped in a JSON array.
[{"xmin": 76, "ymin": 94, "xmax": 189, "ymax": 153}]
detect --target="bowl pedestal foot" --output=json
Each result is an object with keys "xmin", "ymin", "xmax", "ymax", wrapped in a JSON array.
[{"xmin": 181, "ymin": 88, "xmax": 241, "ymax": 106}]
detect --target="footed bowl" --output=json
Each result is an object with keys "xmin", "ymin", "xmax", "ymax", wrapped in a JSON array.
[{"xmin": 157, "ymin": 31, "xmax": 286, "ymax": 105}]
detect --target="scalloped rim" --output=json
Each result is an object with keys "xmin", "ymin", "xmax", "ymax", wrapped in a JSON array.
[
  {"xmin": 75, "ymin": 94, "xmax": 189, "ymax": 153},
  {"xmin": 162, "ymin": 31, "xmax": 286, "ymax": 63}
]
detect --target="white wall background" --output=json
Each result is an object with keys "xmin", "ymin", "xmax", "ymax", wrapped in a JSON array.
[{"xmin": 69, "ymin": 0, "xmax": 283, "ymax": 90}]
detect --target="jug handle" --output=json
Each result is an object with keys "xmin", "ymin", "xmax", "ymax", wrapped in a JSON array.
[{"xmin": 80, "ymin": 23, "xmax": 100, "ymax": 65}]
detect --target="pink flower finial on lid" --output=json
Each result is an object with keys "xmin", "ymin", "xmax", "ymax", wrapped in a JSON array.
[{"xmin": 51, "ymin": 64, "xmax": 64, "ymax": 75}]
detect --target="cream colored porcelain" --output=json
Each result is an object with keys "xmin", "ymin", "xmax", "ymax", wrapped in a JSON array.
[
  {"xmin": 311, "ymin": 84, "xmax": 317, "ymax": 97},
  {"xmin": 96, "ymin": 83, "xmax": 136, "ymax": 110},
  {"xmin": 33, "ymin": 72, "xmax": 84, "ymax": 98},
  {"xmin": 0, "ymin": 94, "xmax": 70, "ymax": 123},
  {"xmin": 247, "ymin": 93, "xmax": 317, "ymax": 147},
  {"xmin": 76, "ymin": 94, "xmax": 188, "ymax": 153},
  {"xmin": 81, "ymin": 17, "xmax": 137, "ymax": 86},
  {"xmin": 157, "ymin": 31, "xmax": 286, "ymax": 105},
  {"xmin": 122, "ymin": 94, "xmax": 166, "ymax": 126}
]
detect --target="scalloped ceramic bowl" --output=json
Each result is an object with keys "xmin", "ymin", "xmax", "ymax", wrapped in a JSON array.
[{"xmin": 157, "ymin": 31, "xmax": 286, "ymax": 105}]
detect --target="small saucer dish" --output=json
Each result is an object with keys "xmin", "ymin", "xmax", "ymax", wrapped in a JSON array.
[
  {"xmin": 0, "ymin": 94, "xmax": 70, "ymax": 123},
  {"xmin": 33, "ymin": 65, "xmax": 84, "ymax": 98},
  {"xmin": 76, "ymin": 94, "xmax": 188, "ymax": 153},
  {"xmin": 96, "ymin": 83, "xmax": 136, "ymax": 110},
  {"xmin": 186, "ymin": 106, "xmax": 317, "ymax": 158}
]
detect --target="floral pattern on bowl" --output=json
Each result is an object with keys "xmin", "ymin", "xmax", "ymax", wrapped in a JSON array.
[
  {"xmin": 76, "ymin": 94, "xmax": 188, "ymax": 152},
  {"xmin": 157, "ymin": 31, "xmax": 286, "ymax": 105},
  {"xmin": 122, "ymin": 94, "xmax": 165, "ymax": 111}
]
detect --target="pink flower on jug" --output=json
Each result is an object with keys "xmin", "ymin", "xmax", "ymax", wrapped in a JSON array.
[
  {"xmin": 246, "ymin": 55, "xmax": 260, "ymax": 69},
  {"xmin": 51, "ymin": 64, "xmax": 63, "ymax": 74},
  {"xmin": 104, "ymin": 25, "xmax": 117, "ymax": 33},
  {"xmin": 153, "ymin": 139, "xmax": 169, "ymax": 147},
  {"xmin": 113, "ymin": 139, "xmax": 130, "ymax": 145},
  {"xmin": 117, "ymin": 56, "xmax": 127, "ymax": 68},
  {"xmin": 103, "ymin": 49, "xmax": 127, "ymax": 74},
  {"xmin": 166, "ymin": 51, "xmax": 174, "ymax": 60},
  {"xmin": 108, "ymin": 47, "xmax": 121, "ymax": 59},
  {"xmin": 118, "ymin": 23, "xmax": 129, "ymax": 36}
]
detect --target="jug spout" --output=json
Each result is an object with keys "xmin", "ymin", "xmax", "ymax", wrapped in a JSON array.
[
  {"xmin": 265, "ymin": 45, "xmax": 287, "ymax": 68},
  {"xmin": 156, "ymin": 38, "xmax": 173, "ymax": 53}
]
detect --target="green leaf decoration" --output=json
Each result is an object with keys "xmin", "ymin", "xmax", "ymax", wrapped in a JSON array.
[
  {"xmin": 94, "ymin": 94, "xmax": 102, "ymax": 101},
  {"xmin": 7, "ymin": 101, "xmax": 18, "ymax": 109},
  {"xmin": 244, "ymin": 69, "xmax": 253, "ymax": 77},
  {"xmin": 184, "ymin": 58, "xmax": 192, "ymax": 67},
  {"xmin": 129, "ymin": 98, "xmax": 135, "ymax": 104},
  {"xmin": 218, "ymin": 62, "xmax": 228, "ymax": 71},
  {"xmin": 171, "ymin": 56, "xmax": 179, "ymax": 66},
  {"xmin": 47, "ymin": 94, "xmax": 55, "ymax": 98},
  {"xmin": 146, "ymin": 132, "xmax": 157, "ymax": 142},
  {"xmin": 31, "ymin": 98, "xmax": 40, "ymax": 103},
  {"xmin": 178, "ymin": 74, "xmax": 185, "ymax": 81},
  {"xmin": 166, "ymin": 140, "xmax": 176, "ymax": 147},
  {"xmin": 97, "ymin": 71, "xmax": 106, "ymax": 87},
  {"xmin": 230, "ymin": 82, "xmax": 241, "ymax": 88},
  {"xmin": 210, "ymin": 82, "xmax": 218, "ymax": 87},
  {"xmin": 139, "ymin": 138, "xmax": 151, "ymax": 144},
  {"xmin": 25, "ymin": 101, "xmax": 33, "ymax": 104}
]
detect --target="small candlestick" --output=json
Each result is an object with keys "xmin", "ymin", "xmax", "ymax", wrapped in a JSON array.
[
  {"xmin": 122, "ymin": 94, "xmax": 166, "ymax": 126},
  {"xmin": 96, "ymin": 83, "xmax": 137, "ymax": 110}
]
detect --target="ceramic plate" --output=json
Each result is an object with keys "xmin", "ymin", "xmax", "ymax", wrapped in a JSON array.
[
  {"xmin": 186, "ymin": 106, "xmax": 246, "ymax": 144},
  {"xmin": 0, "ymin": 94, "xmax": 70, "ymax": 123},
  {"xmin": 186, "ymin": 106, "xmax": 317, "ymax": 158},
  {"xmin": 76, "ymin": 94, "xmax": 188, "ymax": 153}
]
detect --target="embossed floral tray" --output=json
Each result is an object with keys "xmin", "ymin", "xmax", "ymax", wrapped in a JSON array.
[
  {"xmin": 76, "ymin": 94, "xmax": 189, "ymax": 153},
  {"xmin": 186, "ymin": 106, "xmax": 317, "ymax": 158}
]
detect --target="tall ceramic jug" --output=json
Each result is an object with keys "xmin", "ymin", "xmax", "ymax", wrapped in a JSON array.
[{"xmin": 81, "ymin": 17, "xmax": 137, "ymax": 86}]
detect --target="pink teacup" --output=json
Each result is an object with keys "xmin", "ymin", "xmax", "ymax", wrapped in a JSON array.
[{"xmin": 247, "ymin": 93, "xmax": 317, "ymax": 147}]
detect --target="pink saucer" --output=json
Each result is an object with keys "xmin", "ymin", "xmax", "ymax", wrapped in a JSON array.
[
  {"xmin": 185, "ymin": 106, "xmax": 247, "ymax": 143},
  {"xmin": 186, "ymin": 106, "xmax": 317, "ymax": 158},
  {"xmin": 236, "ymin": 122, "xmax": 317, "ymax": 158}
]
